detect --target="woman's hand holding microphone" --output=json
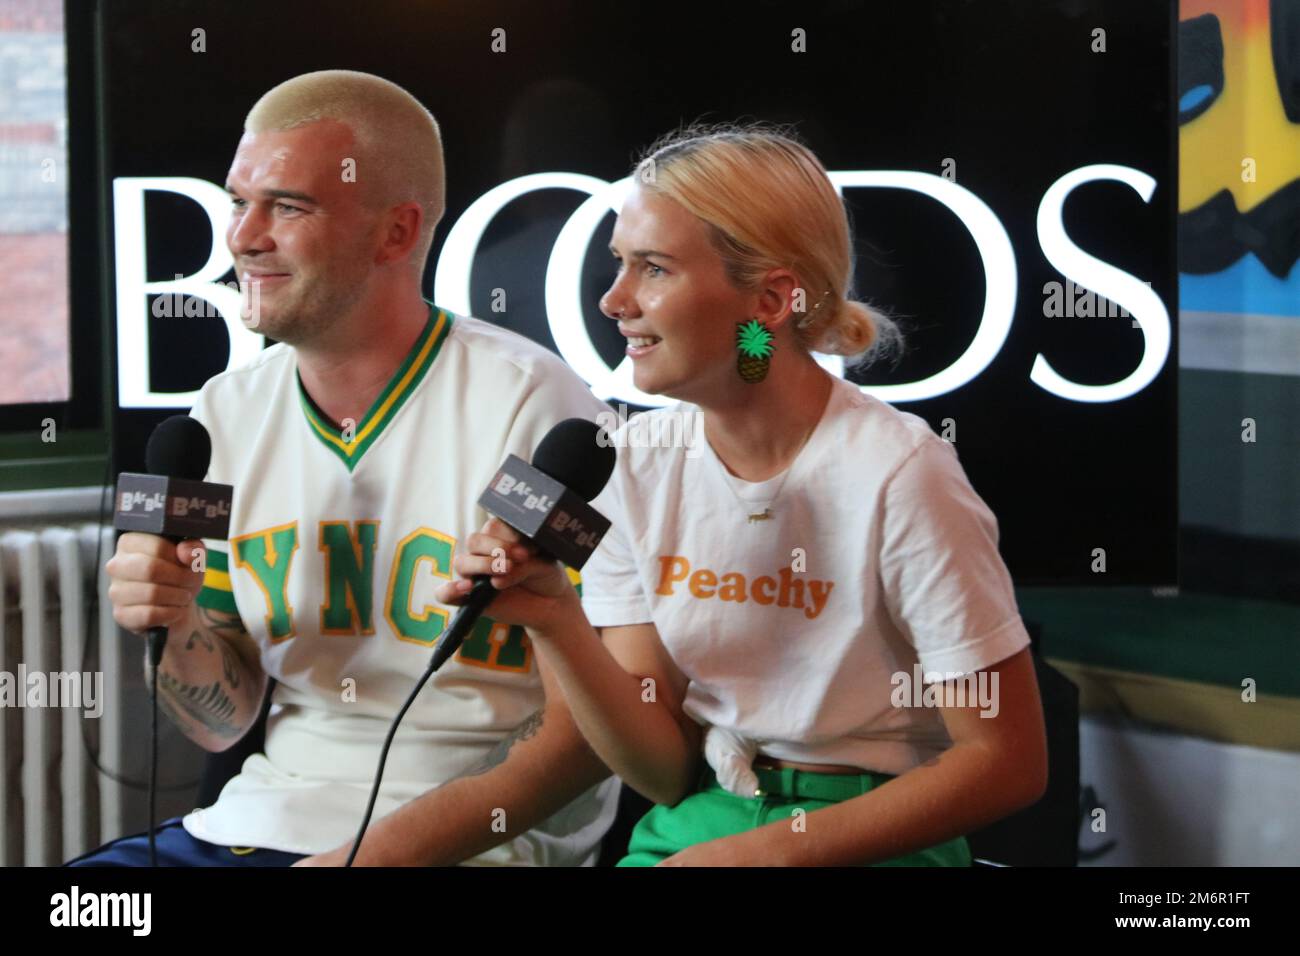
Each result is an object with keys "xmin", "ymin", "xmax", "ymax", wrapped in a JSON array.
[{"xmin": 434, "ymin": 517, "xmax": 581, "ymax": 636}]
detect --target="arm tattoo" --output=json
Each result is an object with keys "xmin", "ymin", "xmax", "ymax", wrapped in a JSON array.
[
  {"xmin": 184, "ymin": 606, "xmax": 251, "ymax": 689},
  {"xmin": 198, "ymin": 604, "xmax": 250, "ymax": 637},
  {"xmin": 219, "ymin": 640, "xmax": 241, "ymax": 688},
  {"xmin": 461, "ymin": 710, "xmax": 544, "ymax": 778},
  {"xmin": 184, "ymin": 628, "xmax": 214, "ymax": 653},
  {"xmin": 156, "ymin": 608, "xmax": 254, "ymax": 741},
  {"xmin": 181, "ymin": 628, "xmax": 242, "ymax": 690},
  {"xmin": 155, "ymin": 670, "xmax": 243, "ymax": 740}
]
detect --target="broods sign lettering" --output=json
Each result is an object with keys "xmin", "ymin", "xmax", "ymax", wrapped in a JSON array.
[{"xmin": 113, "ymin": 167, "xmax": 1169, "ymax": 408}]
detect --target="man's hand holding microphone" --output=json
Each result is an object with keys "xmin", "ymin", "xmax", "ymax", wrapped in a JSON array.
[{"xmin": 110, "ymin": 416, "xmax": 266, "ymax": 751}]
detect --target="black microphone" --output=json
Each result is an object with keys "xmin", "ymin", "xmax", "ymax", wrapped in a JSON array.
[
  {"xmin": 112, "ymin": 414, "xmax": 233, "ymax": 868},
  {"xmin": 113, "ymin": 416, "xmax": 233, "ymax": 668},
  {"xmin": 346, "ymin": 418, "xmax": 615, "ymax": 865},
  {"xmin": 428, "ymin": 418, "xmax": 616, "ymax": 672}
]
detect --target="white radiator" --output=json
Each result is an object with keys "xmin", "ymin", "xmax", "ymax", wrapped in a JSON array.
[{"xmin": 0, "ymin": 523, "xmax": 124, "ymax": 866}]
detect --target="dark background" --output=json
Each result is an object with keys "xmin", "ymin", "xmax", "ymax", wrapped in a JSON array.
[{"xmin": 95, "ymin": 0, "xmax": 1178, "ymax": 585}]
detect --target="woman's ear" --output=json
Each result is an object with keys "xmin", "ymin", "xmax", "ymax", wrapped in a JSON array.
[{"xmin": 752, "ymin": 269, "xmax": 804, "ymax": 331}]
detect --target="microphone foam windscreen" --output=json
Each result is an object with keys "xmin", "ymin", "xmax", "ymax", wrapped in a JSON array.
[
  {"xmin": 532, "ymin": 418, "xmax": 617, "ymax": 502},
  {"xmin": 146, "ymin": 415, "xmax": 213, "ymax": 480}
]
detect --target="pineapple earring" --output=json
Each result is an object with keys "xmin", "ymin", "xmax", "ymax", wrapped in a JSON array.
[{"xmin": 735, "ymin": 319, "xmax": 775, "ymax": 384}]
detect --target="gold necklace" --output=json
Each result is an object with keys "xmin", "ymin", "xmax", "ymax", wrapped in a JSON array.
[{"xmin": 712, "ymin": 416, "xmax": 820, "ymax": 524}]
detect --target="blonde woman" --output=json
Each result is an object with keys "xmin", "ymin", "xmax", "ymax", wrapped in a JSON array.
[{"xmin": 437, "ymin": 124, "xmax": 1048, "ymax": 866}]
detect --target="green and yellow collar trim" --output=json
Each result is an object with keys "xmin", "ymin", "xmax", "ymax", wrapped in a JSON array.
[{"xmin": 298, "ymin": 303, "xmax": 455, "ymax": 471}]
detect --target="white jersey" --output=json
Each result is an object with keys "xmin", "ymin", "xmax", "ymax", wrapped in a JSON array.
[
  {"xmin": 579, "ymin": 373, "xmax": 1031, "ymax": 776},
  {"xmin": 181, "ymin": 303, "xmax": 620, "ymax": 864}
]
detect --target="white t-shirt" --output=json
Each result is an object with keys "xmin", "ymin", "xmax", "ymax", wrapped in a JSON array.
[
  {"xmin": 180, "ymin": 304, "xmax": 620, "ymax": 863},
  {"xmin": 579, "ymin": 374, "xmax": 1031, "ymax": 776}
]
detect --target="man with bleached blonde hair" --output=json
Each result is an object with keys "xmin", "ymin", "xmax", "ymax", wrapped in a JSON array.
[{"xmin": 68, "ymin": 70, "xmax": 619, "ymax": 867}]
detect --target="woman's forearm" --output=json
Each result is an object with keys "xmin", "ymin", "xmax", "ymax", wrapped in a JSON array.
[
  {"xmin": 527, "ymin": 603, "xmax": 698, "ymax": 805},
  {"xmin": 745, "ymin": 740, "xmax": 1045, "ymax": 866}
]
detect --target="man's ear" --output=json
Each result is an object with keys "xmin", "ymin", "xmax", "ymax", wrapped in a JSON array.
[{"xmin": 377, "ymin": 201, "xmax": 424, "ymax": 266}]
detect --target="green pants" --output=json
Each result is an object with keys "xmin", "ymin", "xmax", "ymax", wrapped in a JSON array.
[{"xmin": 618, "ymin": 764, "xmax": 972, "ymax": 867}]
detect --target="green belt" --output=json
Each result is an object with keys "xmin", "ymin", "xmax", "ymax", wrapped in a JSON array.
[{"xmin": 703, "ymin": 765, "xmax": 895, "ymax": 802}]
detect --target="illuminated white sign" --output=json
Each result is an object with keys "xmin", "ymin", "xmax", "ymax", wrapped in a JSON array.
[
  {"xmin": 112, "ymin": 166, "xmax": 1170, "ymax": 408},
  {"xmin": 1034, "ymin": 164, "xmax": 1170, "ymax": 403},
  {"xmin": 112, "ymin": 177, "xmax": 265, "ymax": 408}
]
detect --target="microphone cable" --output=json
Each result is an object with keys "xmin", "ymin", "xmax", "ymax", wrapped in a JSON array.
[
  {"xmin": 148, "ymin": 652, "xmax": 160, "ymax": 866},
  {"xmin": 345, "ymin": 575, "xmax": 497, "ymax": 866},
  {"xmin": 344, "ymin": 651, "xmax": 441, "ymax": 867}
]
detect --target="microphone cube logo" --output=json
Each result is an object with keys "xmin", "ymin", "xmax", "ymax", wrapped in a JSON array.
[
  {"xmin": 548, "ymin": 510, "xmax": 600, "ymax": 549},
  {"xmin": 169, "ymin": 495, "xmax": 231, "ymax": 519},
  {"xmin": 119, "ymin": 489, "xmax": 166, "ymax": 513},
  {"xmin": 491, "ymin": 472, "xmax": 554, "ymax": 513}
]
